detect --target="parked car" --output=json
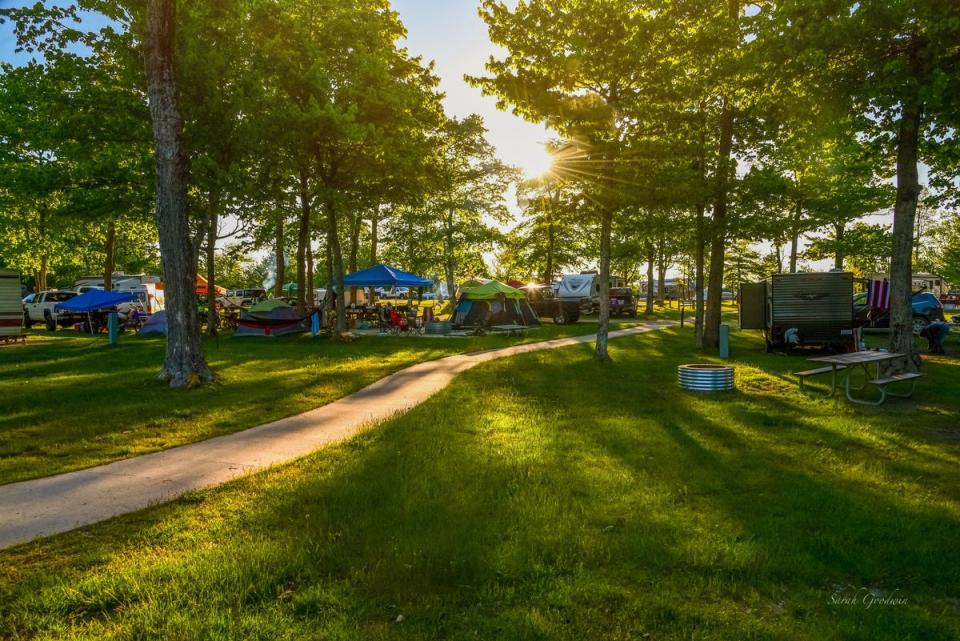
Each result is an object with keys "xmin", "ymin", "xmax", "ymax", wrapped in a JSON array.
[
  {"xmin": 227, "ymin": 288, "xmax": 267, "ymax": 306},
  {"xmin": 23, "ymin": 290, "xmax": 78, "ymax": 330},
  {"xmin": 523, "ymin": 284, "xmax": 581, "ymax": 324},
  {"xmin": 853, "ymin": 291, "xmax": 946, "ymax": 334},
  {"xmin": 609, "ymin": 287, "xmax": 637, "ymax": 317},
  {"xmin": 941, "ymin": 290, "xmax": 960, "ymax": 307}
]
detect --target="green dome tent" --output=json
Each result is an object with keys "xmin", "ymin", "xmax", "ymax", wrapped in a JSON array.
[{"xmin": 453, "ymin": 280, "xmax": 540, "ymax": 329}]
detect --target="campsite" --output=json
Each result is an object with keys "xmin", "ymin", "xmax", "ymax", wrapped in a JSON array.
[{"xmin": 1, "ymin": 1, "xmax": 959, "ymax": 640}]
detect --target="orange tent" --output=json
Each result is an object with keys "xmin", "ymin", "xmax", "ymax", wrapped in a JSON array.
[{"xmin": 156, "ymin": 274, "xmax": 227, "ymax": 295}]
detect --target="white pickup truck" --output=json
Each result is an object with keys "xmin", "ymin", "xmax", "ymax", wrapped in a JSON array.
[{"xmin": 23, "ymin": 290, "xmax": 77, "ymax": 330}]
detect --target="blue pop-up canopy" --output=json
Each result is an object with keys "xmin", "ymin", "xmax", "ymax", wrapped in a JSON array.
[
  {"xmin": 56, "ymin": 289, "xmax": 135, "ymax": 313},
  {"xmin": 343, "ymin": 264, "xmax": 433, "ymax": 289}
]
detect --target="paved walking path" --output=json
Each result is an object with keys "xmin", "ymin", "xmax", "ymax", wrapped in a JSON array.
[{"xmin": 0, "ymin": 321, "xmax": 676, "ymax": 550}]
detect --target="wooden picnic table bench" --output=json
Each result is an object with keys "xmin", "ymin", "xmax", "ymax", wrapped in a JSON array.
[{"xmin": 798, "ymin": 351, "xmax": 923, "ymax": 406}]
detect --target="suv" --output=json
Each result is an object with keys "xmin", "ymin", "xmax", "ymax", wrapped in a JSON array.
[
  {"xmin": 227, "ymin": 288, "xmax": 267, "ymax": 305},
  {"xmin": 609, "ymin": 287, "xmax": 637, "ymax": 317},
  {"xmin": 853, "ymin": 291, "xmax": 946, "ymax": 334},
  {"xmin": 23, "ymin": 290, "xmax": 78, "ymax": 330}
]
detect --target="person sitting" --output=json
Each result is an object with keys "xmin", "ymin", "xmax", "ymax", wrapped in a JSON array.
[{"xmin": 920, "ymin": 321, "xmax": 950, "ymax": 355}]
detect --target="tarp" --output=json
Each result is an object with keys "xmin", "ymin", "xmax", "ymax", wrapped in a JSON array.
[
  {"xmin": 235, "ymin": 299, "xmax": 307, "ymax": 337},
  {"xmin": 56, "ymin": 290, "xmax": 134, "ymax": 313},
  {"xmin": 461, "ymin": 280, "xmax": 526, "ymax": 300},
  {"xmin": 343, "ymin": 264, "xmax": 433, "ymax": 289},
  {"xmin": 139, "ymin": 311, "xmax": 168, "ymax": 336}
]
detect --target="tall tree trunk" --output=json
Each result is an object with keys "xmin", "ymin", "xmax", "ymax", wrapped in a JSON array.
[
  {"xmin": 544, "ymin": 190, "xmax": 557, "ymax": 283},
  {"xmin": 656, "ymin": 236, "xmax": 666, "ymax": 305},
  {"xmin": 274, "ymin": 211, "xmax": 285, "ymax": 299},
  {"xmin": 205, "ymin": 191, "xmax": 219, "ymax": 336},
  {"xmin": 773, "ymin": 242, "xmax": 784, "ymax": 273},
  {"xmin": 306, "ymin": 241, "xmax": 314, "ymax": 308},
  {"xmin": 296, "ymin": 169, "xmax": 311, "ymax": 314},
  {"xmin": 103, "ymin": 221, "xmax": 116, "ymax": 290},
  {"xmin": 694, "ymin": 205, "xmax": 706, "ymax": 348},
  {"xmin": 833, "ymin": 222, "xmax": 845, "ymax": 270},
  {"xmin": 703, "ymin": 99, "xmax": 735, "ymax": 349},
  {"xmin": 645, "ymin": 242, "xmax": 655, "ymax": 314},
  {"xmin": 38, "ymin": 206, "xmax": 48, "ymax": 291},
  {"xmin": 369, "ymin": 208, "xmax": 379, "ymax": 265},
  {"xmin": 595, "ymin": 209, "xmax": 613, "ymax": 362},
  {"xmin": 444, "ymin": 209, "xmax": 456, "ymax": 308},
  {"xmin": 789, "ymin": 199, "xmax": 802, "ymax": 273},
  {"xmin": 325, "ymin": 198, "xmax": 346, "ymax": 335},
  {"xmin": 889, "ymin": 77, "xmax": 924, "ymax": 370},
  {"xmin": 144, "ymin": 0, "xmax": 212, "ymax": 386},
  {"xmin": 348, "ymin": 211, "xmax": 361, "ymax": 304}
]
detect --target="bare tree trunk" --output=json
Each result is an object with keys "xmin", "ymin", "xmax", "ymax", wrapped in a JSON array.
[
  {"xmin": 889, "ymin": 79, "xmax": 924, "ymax": 370},
  {"xmin": 545, "ymin": 190, "xmax": 557, "ymax": 283},
  {"xmin": 296, "ymin": 169, "xmax": 311, "ymax": 314},
  {"xmin": 306, "ymin": 242, "xmax": 314, "ymax": 308},
  {"xmin": 703, "ymin": 99, "xmax": 735, "ymax": 349},
  {"xmin": 38, "ymin": 206, "xmax": 48, "ymax": 291},
  {"xmin": 274, "ymin": 212, "xmax": 285, "ymax": 299},
  {"xmin": 645, "ymin": 242, "xmax": 655, "ymax": 314},
  {"xmin": 789, "ymin": 199, "xmax": 802, "ymax": 273},
  {"xmin": 103, "ymin": 221, "xmax": 116, "ymax": 290},
  {"xmin": 694, "ymin": 205, "xmax": 706, "ymax": 348},
  {"xmin": 348, "ymin": 210, "xmax": 361, "ymax": 304},
  {"xmin": 656, "ymin": 236, "xmax": 666, "ymax": 305},
  {"xmin": 145, "ymin": 0, "xmax": 212, "ymax": 387},
  {"xmin": 205, "ymin": 191, "xmax": 219, "ymax": 336},
  {"xmin": 595, "ymin": 209, "xmax": 612, "ymax": 362},
  {"xmin": 369, "ymin": 208, "xmax": 379, "ymax": 265},
  {"xmin": 444, "ymin": 209, "xmax": 456, "ymax": 307},
  {"xmin": 833, "ymin": 222, "xmax": 845, "ymax": 270},
  {"xmin": 325, "ymin": 198, "xmax": 346, "ymax": 335}
]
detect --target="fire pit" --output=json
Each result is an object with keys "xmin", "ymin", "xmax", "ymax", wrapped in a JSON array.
[{"xmin": 678, "ymin": 364, "xmax": 735, "ymax": 392}]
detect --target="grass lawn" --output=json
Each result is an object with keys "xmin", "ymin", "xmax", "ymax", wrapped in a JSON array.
[
  {"xmin": 1, "ymin": 325, "xmax": 958, "ymax": 640},
  {"xmin": 0, "ymin": 314, "xmax": 675, "ymax": 485}
]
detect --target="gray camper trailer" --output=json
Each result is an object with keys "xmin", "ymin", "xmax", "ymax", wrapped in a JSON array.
[
  {"xmin": 740, "ymin": 272, "xmax": 854, "ymax": 351},
  {"xmin": 0, "ymin": 269, "xmax": 24, "ymax": 343}
]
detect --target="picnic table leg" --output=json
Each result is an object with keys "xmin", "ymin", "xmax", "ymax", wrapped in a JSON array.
[{"xmin": 845, "ymin": 364, "xmax": 885, "ymax": 406}]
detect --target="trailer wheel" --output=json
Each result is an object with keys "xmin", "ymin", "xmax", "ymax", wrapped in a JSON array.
[
  {"xmin": 552, "ymin": 310, "xmax": 566, "ymax": 325},
  {"xmin": 44, "ymin": 312, "xmax": 57, "ymax": 331}
]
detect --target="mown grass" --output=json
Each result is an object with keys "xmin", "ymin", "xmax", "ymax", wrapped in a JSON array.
[
  {"xmin": 0, "ymin": 314, "xmax": 674, "ymax": 485},
  {"xmin": 1, "ymin": 325, "xmax": 957, "ymax": 640}
]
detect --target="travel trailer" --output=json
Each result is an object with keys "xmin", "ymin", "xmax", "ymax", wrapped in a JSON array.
[
  {"xmin": 557, "ymin": 272, "xmax": 629, "ymax": 314},
  {"xmin": 740, "ymin": 272, "xmax": 854, "ymax": 352}
]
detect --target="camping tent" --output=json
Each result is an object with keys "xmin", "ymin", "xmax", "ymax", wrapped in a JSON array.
[
  {"xmin": 343, "ymin": 264, "xmax": 433, "ymax": 289},
  {"xmin": 234, "ymin": 299, "xmax": 308, "ymax": 337},
  {"xmin": 138, "ymin": 311, "xmax": 168, "ymax": 336},
  {"xmin": 453, "ymin": 280, "xmax": 541, "ymax": 329},
  {"xmin": 155, "ymin": 274, "xmax": 226, "ymax": 296},
  {"xmin": 56, "ymin": 289, "xmax": 135, "ymax": 313}
]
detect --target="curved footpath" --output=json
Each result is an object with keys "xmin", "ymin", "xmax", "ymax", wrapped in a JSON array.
[{"xmin": 0, "ymin": 321, "xmax": 676, "ymax": 550}]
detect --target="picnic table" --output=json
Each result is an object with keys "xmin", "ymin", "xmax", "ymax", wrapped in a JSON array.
[{"xmin": 796, "ymin": 351, "xmax": 922, "ymax": 406}]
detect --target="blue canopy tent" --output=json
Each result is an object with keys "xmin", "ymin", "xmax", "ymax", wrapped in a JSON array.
[
  {"xmin": 56, "ymin": 290, "xmax": 136, "ymax": 335},
  {"xmin": 56, "ymin": 289, "xmax": 135, "ymax": 313},
  {"xmin": 342, "ymin": 264, "xmax": 433, "ymax": 289}
]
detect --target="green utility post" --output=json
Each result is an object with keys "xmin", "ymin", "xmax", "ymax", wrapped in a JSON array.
[
  {"xmin": 719, "ymin": 323, "xmax": 730, "ymax": 358},
  {"xmin": 108, "ymin": 312, "xmax": 119, "ymax": 346}
]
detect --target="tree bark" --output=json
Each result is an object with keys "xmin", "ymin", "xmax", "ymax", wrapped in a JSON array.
[
  {"xmin": 274, "ymin": 211, "xmax": 285, "ymax": 299},
  {"xmin": 789, "ymin": 199, "xmax": 802, "ymax": 273},
  {"xmin": 144, "ymin": 0, "xmax": 212, "ymax": 387},
  {"xmin": 369, "ymin": 208, "xmax": 379, "ymax": 265},
  {"xmin": 888, "ymin": 77, "xmax": 924, "ymax": 370},
  {"xmin": 656, "ymin": 236, "xmax": 666, "ymax": 305},
  {"xmin": 103, "ymin": 221, "xmax": 116, "ymax": 290},
  {"xmin": 205, "ymin": 191, "xmax": 219, "ymax": 336},
  {"xmin": 296, "ymin": 169, "xmax": 311, "ymax": 314},
  {"xmin": 306, "ymin": 241, "xmax": 314, "ymax": 308},
  {"xmin": 595, "ymin": 209, "xmax": 613, "ymax": 362},
  {"xmin": 645, "ymin": 242, "xmax": 655, "ymax": 314},
  {"xmin": 703, "ymin": 98, "xmax": 735, "ymax": 349},
  {"xmin": 444, "ymin": 208, "xmax": 456, "ymax": 308},
  {"xmin": 325, "ymin": 198, "xmax": 346, "ymax": 335},
  {"xmin": 544, "ymin": 190, "xmax": 557, "ymax": 283},
  {"xmin": 833, "ymin": 222, "xmax": 845, "ymax": 270}
]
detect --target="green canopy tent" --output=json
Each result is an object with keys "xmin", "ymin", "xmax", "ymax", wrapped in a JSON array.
[{"xmin": 453, "ymin": 280, "xmax": 540, "ymax": 329}]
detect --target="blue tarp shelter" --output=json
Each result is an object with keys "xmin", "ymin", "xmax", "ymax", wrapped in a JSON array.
[
  {"xmin": 56, "ymin": 289, "xmax": 135, "ymax": 313},
  {"xmin": 342, "ymin": 264, "xmax": 433, "ymax": 289}
]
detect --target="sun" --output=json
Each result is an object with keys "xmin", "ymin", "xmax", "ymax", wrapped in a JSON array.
[{"xmin": 520, "ymin": 144, "xmax": 555, "ymax": 178}]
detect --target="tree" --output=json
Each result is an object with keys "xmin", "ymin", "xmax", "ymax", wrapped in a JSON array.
[
  {"xmin": 777, "ymin": 0, "xmax": 960, "ymax": 368},
  {"xmin": 144, "ymin": 0, "xmax": 212, "ymax": 386}
]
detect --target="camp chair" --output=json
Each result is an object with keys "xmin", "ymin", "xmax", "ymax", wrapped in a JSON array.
[{"xmin": 388, "ymin": 308, "xmax": 410, "ymax": 335}]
